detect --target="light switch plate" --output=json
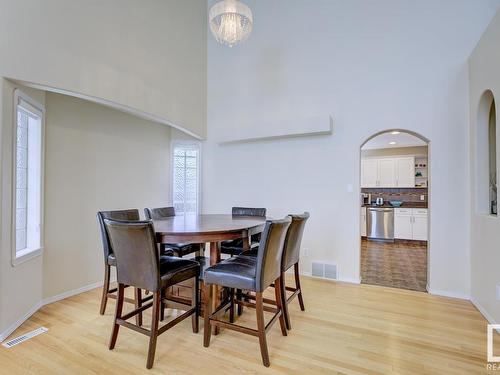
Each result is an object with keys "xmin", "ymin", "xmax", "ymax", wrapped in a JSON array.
[{"xmin": 420, "ymin": 195, "xmax": 425, "ymax": 201}]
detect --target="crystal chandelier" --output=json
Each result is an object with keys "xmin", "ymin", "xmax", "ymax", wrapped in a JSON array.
[{"xmin": 209, "ymin": 0, "xmax": 253, "ymax": 47}]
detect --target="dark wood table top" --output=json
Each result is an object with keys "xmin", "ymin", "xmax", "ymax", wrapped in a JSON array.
[{"xmin": 153, "ymin": 214, "xmax": 267, "ymax": 235}]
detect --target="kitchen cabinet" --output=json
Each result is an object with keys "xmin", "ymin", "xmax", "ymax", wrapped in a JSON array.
[
  {"xmin": 395, "ymin": 157, "xmax": 415, "ymax": 187},
  {"xmin": 412, "ymin": 210, "xmax": 428, "ymax": 240},
  {"xmin": 361, "ymin": 159, "xmax": 378, "ymax": 187},
  {"xmin": 394, "ymin": 208, "xmax": 412, "ymax": 239},
  {"xmin": 394, "ymin": 208, "xmax": 427, "ymax": 240},
  {"xmin": 378, "ymin": 159, "xmax": 396, "ymax": 187},
  {"xmin": 361, "ymin": 156, "xmax": 415, "ymax": 188},
  {"xmin": 360, "ymin": 207, "xmax": 367, "ymax": 236}
]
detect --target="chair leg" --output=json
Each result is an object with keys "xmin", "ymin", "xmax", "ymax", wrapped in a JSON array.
[
  {"xmin": 294, "ymin": 263, "xmax": 305, "ymax": 311},
  {"xmin": 229, "ymin": 288, "xmax": 235, "ymax": 323},
  {"xmin": 134, "ymin": 288, "xmax": 143, "ymax": 326},
  {"xmin": 160, "ymin": 288, "xmax": 166, "ymax": 322},
  {"xmin": 274, "ymin": 277, "xmax": 288, "ymax": 336},
  {"xmin": 203, "ymin": 283, "xmax": 212, "ymax": 347},
  {"xmin": 109, "ymin": 283, "xmax": 124, "ymax": 350},
  {"xmin": 280, "ymin": 271, "xmax": 291, "ymax": 330},
  {"xmin": 146, "ymin": 292, "xmax": 161, "ymax": 369},
  {"xmin": 192, "ymin": 276, "xmax": 199, "ymax": 333},
  {"xmin": 236, "ymin": 289, "xmax": 243, "ymax": 316},
  {"xmin": 255, "ymin": 292, "xmax": 270, "ymax": 367},
  {"xmin": 100, "ymin": 264, "xmax": 111, "ymax": 315}
]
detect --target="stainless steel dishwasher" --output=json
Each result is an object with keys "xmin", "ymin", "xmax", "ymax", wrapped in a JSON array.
[{"xmin": 367, "ymin": 207, "xmax": 394, "ymax": 240}]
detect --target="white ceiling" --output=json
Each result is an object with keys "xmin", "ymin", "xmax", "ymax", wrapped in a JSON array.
[{"xmin": 362, "ymin": 132, "xmax": 427, "ymax": 150}]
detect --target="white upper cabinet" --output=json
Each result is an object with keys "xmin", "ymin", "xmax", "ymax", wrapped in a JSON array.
[
  {"xmin": 361, "ymin": 159, "xmax": 378, "ymax": 187},
  {"xmin": 395, "ymin": 157, "xmax": 415, "ymax": 187},
  {"xmin": 361, "ymin": 156, "xmax": 415, "ymax": 188},
  {"xmin": 378, "ymin": 159, "xmax": 396, "ymax": 187}
]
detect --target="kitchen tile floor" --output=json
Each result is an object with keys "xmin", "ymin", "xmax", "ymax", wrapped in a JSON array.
[{"xmin": 361, "ymin": 238, "xmax": 427, "ymax": 292}]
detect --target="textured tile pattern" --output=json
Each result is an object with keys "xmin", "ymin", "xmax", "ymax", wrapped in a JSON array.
[
  {"xmin": 361, "ymin": 187, "xmax": 428, "ymax": 205},
  {"xmin": 361, "ymin": 239, "xmax": 427, "ymax": 292}
]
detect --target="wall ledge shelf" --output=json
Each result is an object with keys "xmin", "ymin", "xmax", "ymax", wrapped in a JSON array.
[{"xmin": 218, "ymin": 116, "xmax": 333, "ymax": 145}]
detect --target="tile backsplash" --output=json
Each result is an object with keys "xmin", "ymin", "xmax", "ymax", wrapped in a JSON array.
[{"xmin": 361, "ymin": 188, "xmax": 428, "ymax": 204}]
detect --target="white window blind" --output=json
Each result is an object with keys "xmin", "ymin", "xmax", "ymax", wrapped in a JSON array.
[
  {"xmin": 13, "ymin": 91, "xmax": 44, "ymax": 262},
  {"xmin": 172, "ymin": 143, "xmax": 200, "ymax": 215}
]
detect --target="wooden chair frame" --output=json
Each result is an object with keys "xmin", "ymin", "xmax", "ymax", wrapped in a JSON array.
[
  {"xmin": 203, "ymin": 277, "xmax": 287, "ymax": 367},
  {"xmin": 100, "ymin": 264, "xmax": 153, "ymax": 326},
  {"xmin": 240, "ymin": 262, "xmax": 305, "ymax": 330}
]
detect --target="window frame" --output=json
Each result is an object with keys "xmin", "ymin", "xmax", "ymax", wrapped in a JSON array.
[
  {"xmin": 11, "ymin": 89, "xmax": 45, "ymax": 266},
  {"xmin": 170, "ymin": 140, "xmax": 202, "ymax": 215}
]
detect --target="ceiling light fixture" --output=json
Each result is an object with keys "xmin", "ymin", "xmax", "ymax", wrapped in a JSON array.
[
  {"xmin": 390, "ymin": 131, "xmax": 401, "ymax": 135},
  {"xmin": 209, "ymin": 0, "xmax": 253, "ymax": 47},
  {"xmin": 389, "ymin": 141, "xmax": 397, "ymax": 145}
]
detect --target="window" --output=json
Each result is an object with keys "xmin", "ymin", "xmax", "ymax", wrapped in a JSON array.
[
  {"xmin": 13, "ymin": 90, "xmax": 44, "ymax": 264},
  {"xmin": 172, "ymin": 142, "xmax": 200, "ymax": 215}
]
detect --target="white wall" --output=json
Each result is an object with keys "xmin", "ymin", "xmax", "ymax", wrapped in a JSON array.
[
  {"xmin": 205, "ymin": 0, "xmax": 500, "ymax": 294},
  {"xmin": 43, "ymin": 93, "xmax": 172, "ymax": 299},
  {"xmin": 0, "ymin": 80, "xmax": 45, "ymax": 337},
  {"xmin": 0, "ymin": 0, "xmax": 207, "ymax": 138},
  {"xmin": 469, "ymin": 11, "xmax": 500, "ymax": 323}
]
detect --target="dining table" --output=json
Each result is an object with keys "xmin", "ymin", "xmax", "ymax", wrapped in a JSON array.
[{"xmin": 153, "ymin": 214, "xmax": 267, "ymax": 333}]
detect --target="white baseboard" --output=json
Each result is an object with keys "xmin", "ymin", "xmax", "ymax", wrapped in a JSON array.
[
  {"xmin": 42, "ymin": 280, "xmax": 106, "ymax": 306},
  {"xmin": 338, "ymin": 276, "xmax": 361, "ymax": 284},
  {"xmin": 0, "ymin": 277, "xmax": 115, "ymax": 343},
  {"xmin": 0, "ymin": 301, "xmax": 43, "ymax": 342},
  {"xmin": 471, "ymin": 297, "xmax": 497, "ymax": 324},
  {"xmin": 471, "ymin": 297, "xmax": 500, "ymax": 333},
  {"xmin": 427, "ymin": 288, "xmax": 470, "ymax": 300},
  {"xmin": 300, "ymin": 271, "xmax": 361, "ymax": 284}
]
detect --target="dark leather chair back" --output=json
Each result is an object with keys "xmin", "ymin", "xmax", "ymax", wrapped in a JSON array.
[
  {"xmin": 255, "ymin": 217, "xmax": 291, "ymax": 292},
  {"xmin": 144, "ymin": 207, "xmax": 176, "ymax": 220},
  {"xmin": 97, "ymin": 209, "xmax": 140, "ymax": 261},
  {"xmin": 232, "ymin": 207, "xmax": 266, "ymax": 217},
  {"xmin": 282, "ymin": 212, "xmax": 310, "ymax": 271},
  {"xmin": 104, "ymin": 219, "xmax": 161, "ymax": 292}
]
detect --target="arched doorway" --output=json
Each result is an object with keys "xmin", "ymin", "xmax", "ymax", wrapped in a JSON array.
[{"xmin": 359, "ymin": 130, "xmax": 430, "ymax": 292}]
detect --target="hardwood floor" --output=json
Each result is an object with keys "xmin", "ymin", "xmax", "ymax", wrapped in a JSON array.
[
  {"xmin": 0, "ymin": 275, "xmax": 494, "ymax": 374},
  {"xmin": 361, "ymin": 238, "xmax": 427, "ymax": 292}
]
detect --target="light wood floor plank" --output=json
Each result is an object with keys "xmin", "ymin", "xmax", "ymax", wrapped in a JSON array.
[{"xmin": 0, "ymin": 276, "xmax": 495, "ymax": 374}]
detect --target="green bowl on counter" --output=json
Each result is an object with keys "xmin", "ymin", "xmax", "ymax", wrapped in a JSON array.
[{"xmin": 389, "ymin": 201, "xmax": 403, "ymax": 207}]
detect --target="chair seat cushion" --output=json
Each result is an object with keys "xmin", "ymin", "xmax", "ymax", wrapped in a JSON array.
[
  {"xmin": 241, "ymin": 247, "xmax": 259, "ymax": 257},
  {"xmin": 220, "ymin": 240, "xmax": 260, "ymax": 256},
  {"xmin": 159, "ymin": 256, "xmax": 200, "ymax": 288},
  {"xmin": 204, "ymin": 256, "xmax": 257, "ymax": 291},
  {"xmin": 166, "ymin": 243, "xmax": 199, "ymax": 257}
]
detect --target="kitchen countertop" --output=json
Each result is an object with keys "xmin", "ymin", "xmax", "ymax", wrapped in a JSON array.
[{"xmin": 362, "ymin": 203, "xmax": 428, "ymax": 209}]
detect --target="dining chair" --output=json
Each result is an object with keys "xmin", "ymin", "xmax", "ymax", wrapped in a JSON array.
[
  {"xmin": 144, "ymin": 206, "xmax": 203, "ymax": 257},
  {"xmin": 104, "ymin": 218, "xmax": 200, "ymax": 369},
  {"xmin": 243, "ymin": 212, "xmax": 310, "ymax": 330},
  {"xmin": 220, "ymin": 207, "xmax": 267, "ymax": 256},
  {"xmin": 203, "ymin": 217, "xmax": 291, "ymax": 367},
  {"xmin": 97, "ymin": 209, "xmax": 149, "ymax": 324}
]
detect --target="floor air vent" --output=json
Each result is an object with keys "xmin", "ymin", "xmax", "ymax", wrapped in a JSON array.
[
  {"xmin": 2, "ymin": 327, "xmax": 48, "ymax": 348},
  {"xmin": 311, "ymin": 262, "xmax": 337, "ymax": 280}
]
